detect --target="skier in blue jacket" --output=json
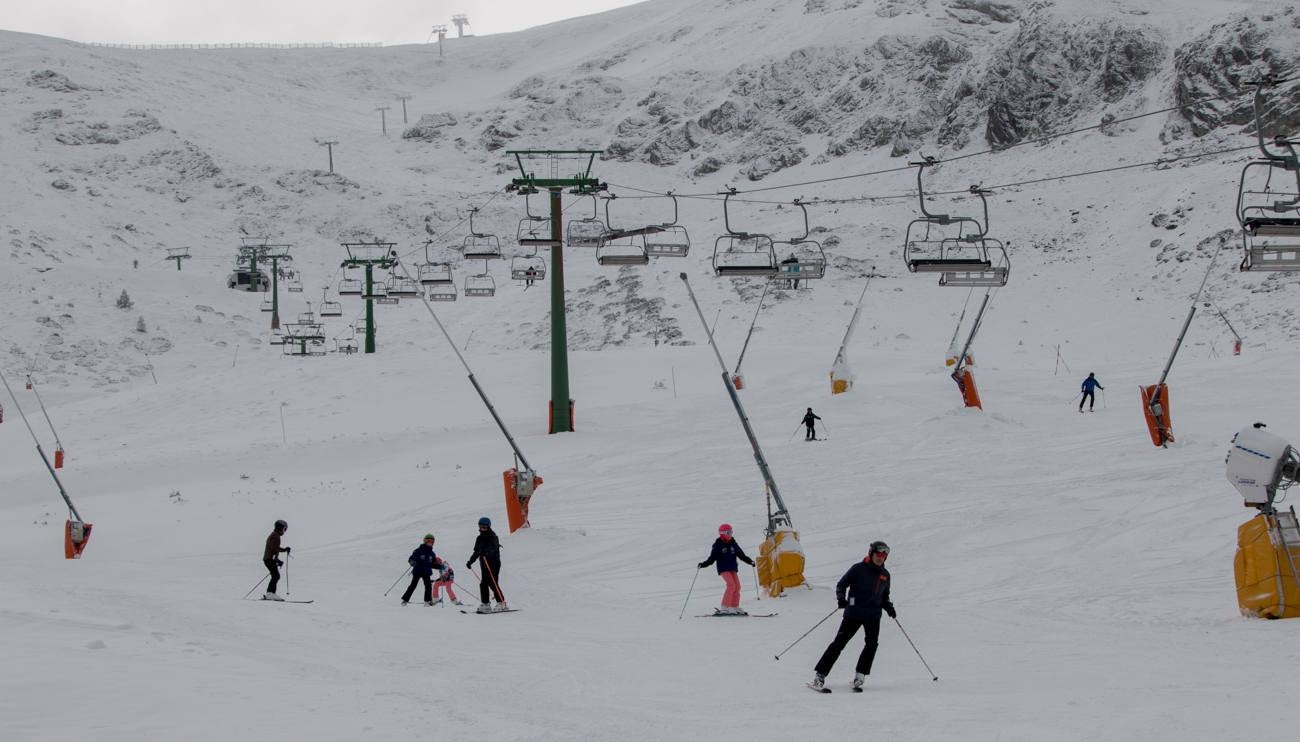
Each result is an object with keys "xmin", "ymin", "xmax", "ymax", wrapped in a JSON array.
[
  {"xmin": 401, "ymin": 534, "xmax": 443, "ymax": 606},
  {"xmin": 811, "ymin": 541, "xmax": 896, "ymax": 692},
  {"xmin": 1079, "ymin": 372, "xmax": 1104, "ymax": 412}
]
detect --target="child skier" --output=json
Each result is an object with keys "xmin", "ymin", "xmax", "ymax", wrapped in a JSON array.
[
  {"xmin": 401, "ymin": 533, "xmax": 442, "ymax": 606},
  {"xmin": 432, "ymin": 558, "xmax": 461, "ymax": 606},
  {"xmin": 811, "ymin": 540, "xmax": 896, "ymax": 692},
  {"xmin": 262, "ymin": 519, "xmax": 291, "ymax": 601},
  {"xmin": 466, "ymin": 517, "xmax": 506, "ymax": 613},
  {"xmin": 697, "ymin": 523, "xmax": 755, "ymax": 615}
]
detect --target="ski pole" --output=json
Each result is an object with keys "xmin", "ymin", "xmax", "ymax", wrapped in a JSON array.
[
  {"xmin": 1101, "ymin": 389, "xmax": 1107, "ymax": 409},
  {"xmin": 788, "ymin": 423, "xmax": 803, "ymax": 442},
  {"xmin": 1068, "ymin": 391, "xmax": 1082, "ymax": 406},
  {"xmin": 242, "ymin": 573, "xmax": 270, "ymax": 600},
  {"xmin": 892, "ymin": 616, "xmax": 938, "ymax": 681},
  {"xmin": 285, "ymin": 553, "xmax": 291, "ymax": 596},
  {"xmin": 774, "ymin": 607, "xmax": 840, "ymax": 660},
  {"xmin": 679, "ymin": 566, "xmax": 701, "ymax": 620},
  {"xmin": 384, "ymin": 566, "xmax": 412, "ymax": 596},
  {"xmin": 819, "ymin": 421, "xmax": 830, "ymax": 440},
  {"xmin": 480, "ymin": 557, "xmax": 507, "ymax": 604},
  {"xmin": 751, "ymin": 563, "xmax": 761, "ymax": 601}
]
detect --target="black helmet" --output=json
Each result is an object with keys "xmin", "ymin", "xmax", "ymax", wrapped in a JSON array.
[
  {"xmin": 868, "ymin": 540, "xmax": 889, "ymax": 556},
  {"xmin": 274, "ymin": 519, "xmax": 288, "ymax": 530}
]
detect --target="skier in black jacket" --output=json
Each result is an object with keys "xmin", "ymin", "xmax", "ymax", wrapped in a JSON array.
[
  {"xmin": 811, "ymin": 540, "xmax": 896, "ymax": 692},
  {"xmin": 802, "ymin": 408, "xmax": 822, "ymax": 440},
  {"xmin": 466, "ymin": 517, "xmax": 505, "ymax": 613},
  {"xmin": 401, "ymin": 534, "xmax": 442, "ymax": 606}
]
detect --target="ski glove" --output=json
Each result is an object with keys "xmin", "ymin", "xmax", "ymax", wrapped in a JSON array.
[
  {"xmin": 408, "ymin": 559, "xmax": 416, "ymax": 568},
  {"xmin": 466, "ymin": 560, "xmax": 475, "ymax": 569},
  {"xmin": 697, "ymin": 561, "xmax": 708, "ymax": 569},
  {"xmin": 742, "ymin": 558, "xmax": 755, "ymax": 566},
  {"xmin": 275, "ymin": 559, "xmax": 284, "ymax": 567},
  {"xmin": 837, "ymin": 597, "xmax": 848, "ymax": 609},
  {"xmin": 884, "ymin": 605, "xmax": 896, "ymax": 619},
  {"xmin": 283, "ymin": 546, "xmax": 291, "ymax": 554}
]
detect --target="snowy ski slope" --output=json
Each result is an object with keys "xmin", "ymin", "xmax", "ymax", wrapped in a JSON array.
[{"xmin": 2, "ymin": 0, "xmax": 1300, "ymax": 739}]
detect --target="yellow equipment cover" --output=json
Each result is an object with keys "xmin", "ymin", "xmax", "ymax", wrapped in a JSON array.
[
  {"xmin": 1234, "ymin": 513, "xmax": 1300, "ymax": 619},
  {"xmin": 757, "ymin": 529, "xmax": 807, "ymax": 597}
]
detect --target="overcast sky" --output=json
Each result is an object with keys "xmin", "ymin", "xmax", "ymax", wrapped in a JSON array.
[{"xmin": 0, "ymin": 0, "xmax": 647, "ymax": 45}]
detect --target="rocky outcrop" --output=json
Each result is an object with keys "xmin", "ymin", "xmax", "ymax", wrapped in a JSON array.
[{"xmin": 1162, "ymin": 7, "xmax": 1300, "ymax": 140}]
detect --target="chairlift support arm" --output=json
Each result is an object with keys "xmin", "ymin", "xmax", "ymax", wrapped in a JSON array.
[
  {"xmin": 1, "ymin": 372, "xmax": 82, "ymax": 521},
  {"xmin": 679, "ymin": 273, "xmax": 792, "ymax": 531},
  {"xmin": 911, "ymin": 159, "xmax": 948, "ymax": 222},
  {"xmin": 733, "ymin": 281, "xmax": 770, "ymax": 377}
]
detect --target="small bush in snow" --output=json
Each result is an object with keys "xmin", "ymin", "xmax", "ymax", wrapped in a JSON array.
[{"xmin": 116, "ymin": 290, "xmax": 133, "ymax": 309}]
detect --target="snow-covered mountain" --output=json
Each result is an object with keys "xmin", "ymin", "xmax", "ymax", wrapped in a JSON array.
[{"xmin": 2, "ymin": 2, "xmax": 1299, "ymax": 740}]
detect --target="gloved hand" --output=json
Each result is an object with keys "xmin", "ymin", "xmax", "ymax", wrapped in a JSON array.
[
  {"xmin": 275, "ymin": 559, "xmax": 284, "ymax": 567},
  {"xmin": 408, "ymin": 559, "xmax": 416, "ymax": 568},
  {"xmin": 742, "ymin": 558, "xmax": 755, "ymax": 566},
  {"xmin": 697, "ymin": 561, "xmax": 708, "ymax": 569},
  {"xmin": 837, "ymin": 597, "xmax": 848, "ymax": 609},
  {"xmin": 283, "ymin": 547, "xmax": 291, "ymax": 554},
  {"xmin": 884, "ymin": 605, "xmax": 897, "ymax": 619},
  {"xmin": 466, "ymin": 560, "xmax": 474, "ymax": 570}
]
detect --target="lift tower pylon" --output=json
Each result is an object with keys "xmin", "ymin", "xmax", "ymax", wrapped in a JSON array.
[{"xmin": 506, "ymin": 150, "xmax": 605, "ymax": 433}]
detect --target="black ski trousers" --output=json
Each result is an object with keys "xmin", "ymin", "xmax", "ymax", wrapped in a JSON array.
[
  {"xmin": 814, "ymin": 616, "xmax": 881, "ymax": 677},
  {"xmin": 805, "ymin": 423, "xmax": 816, "ymax": 440},
  {"xmin": 478, "ymin": 557, "xmax": 505, "ymax": 604},
  {"xmin": 402, "ymin": 575, "xmax": 432, "ymax": 603},
  {"xmin": 1079, "ymin": 390, "xmax": 1095, "ymax": 410},
  {"xmin": 263, "ymin": 558, "xmax": 281, "ymax": 594}
]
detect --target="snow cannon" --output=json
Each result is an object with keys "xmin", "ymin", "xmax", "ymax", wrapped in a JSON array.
[
  {"xmin": 64, "ymin": 519, "xmax": 92, "ymax": 559},
  {"xmin": 757, "ymin": 529, "xmax": 807, "ymax": 597},
  {"xmin": 1139, "ymin": 384, "xmax": 1173, "ymax": 447},
  {"xmin": 731, "ymin": 373, "xmax": 745, "ymax": 390},
  {"xmin": 1234, "ymin": 339, "xmax": 1243, "ymax": 356},
  {"xmin": 829, "ymin": 358, "xmax": 854, "ymax": 395},
  {"xmin": 503, "ymin": 467, "xmax": 542, "ymax": 534},
  {"xmin": 951, "ymin": 367, "xmax": 982, "ymax": 409},
  {"xmin": 1228, "ymin": 424, "xmax": 1300, "ymax": 618}
]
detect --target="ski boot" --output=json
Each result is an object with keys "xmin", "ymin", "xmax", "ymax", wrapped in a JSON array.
[
  {"xmin": 263, "ymin": 592, "xmax": 285, "ymax": 602},
  {"xmin": 430, "ymin": 598, "xmax": 444, "ymax": 606},
  {"xmin": 492, "ymin": 602, "xmax": 509, "ymax": 612},
  {"xmin": 476, "ymin": 603, "xmax": 493, "ymax": 614},
  {"xmin": 852, "ymin": 673, "xmax": 866, "ymax": 692}
]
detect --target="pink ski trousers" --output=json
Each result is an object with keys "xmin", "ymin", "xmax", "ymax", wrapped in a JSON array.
[
  {"xmin": 720, "ymin": 571, "xmax": 741, "ymax": 608},
  {"xmin": 433, "ymin": 579, "xmax": 457, "ymax": 601}
]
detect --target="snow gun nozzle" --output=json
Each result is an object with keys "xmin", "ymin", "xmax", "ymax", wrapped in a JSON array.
[{"xmin": 678, "ymin": 272, "xmax": 688, "ymax": 281}]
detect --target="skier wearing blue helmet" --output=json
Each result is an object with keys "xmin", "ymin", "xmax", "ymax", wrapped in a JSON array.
[{"xmin": 467, "ymin": 516, "xmax": 505, "ymax": 612}]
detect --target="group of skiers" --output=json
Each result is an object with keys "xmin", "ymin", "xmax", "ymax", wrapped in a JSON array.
[{"xmin": 261, "ymin": 516, "xmax": 509, "ymax": 614}]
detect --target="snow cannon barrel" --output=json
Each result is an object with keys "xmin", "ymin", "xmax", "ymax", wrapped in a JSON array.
[
  {"xmin": 54, "ymin": 446, "xmax": 65, "ymax": 469},
  {"xmin": 1234, "ymin": 339, "xmax": 1242, "ymax": 356},
  {"xmin": 1140, "ymin": 384, "xmax": 1174, "ymax": 447},
  {"xmin": 1234, "ymin": 511, "xmax": 1300, "ymax": 618},
  {"xmin": 732, "ymin": 373, "xmax": 745, "ymax": 390},
  {"xmin": 830, "ymin": 359, "xmax": 854, "ymax": 395},
  {"xmin": 503, "ymin": 468, "xmax": 542, "ymax": 534},
  {"xmin": 64, "ymin": 520, "xmax": 92, "ymax": 559},
  {"xmin": 951, "ymin": 367, "xmax": 982, "ymax": 409},
  {"xmin": 757, "ymin": 529, "xmax": 806, "ymax": 597}
]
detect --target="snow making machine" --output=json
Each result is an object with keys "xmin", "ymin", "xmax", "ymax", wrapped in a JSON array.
[{"xmin": 1227, "ymin": 423, "xmax": 1300, "ymax": 618}]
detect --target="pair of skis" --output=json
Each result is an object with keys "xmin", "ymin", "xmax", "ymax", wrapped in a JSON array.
[{"xmin": 806, "ymin": 683, "xmax": 862, "ymax": 694}]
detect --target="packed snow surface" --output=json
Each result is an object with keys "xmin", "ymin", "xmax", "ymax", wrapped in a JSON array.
[{"xmin": 2, "ymin": 0, "xmax": 1300, "ymax": 740}]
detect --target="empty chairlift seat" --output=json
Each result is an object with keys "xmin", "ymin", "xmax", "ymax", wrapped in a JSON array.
[
  {"xmin": 596, "ymin": 233, "xmax": 649, "ymax": 266},
  {"xmin": 319, "ymin": 300, "xmax": 343, "ymax": 317},
  {"xmin": 338, "ymin": 278, "xmax": 363, "ymax": 296},
  {"xmin": 938, "ymin": 238, "xmax": 1010, "ymax": 287},
  {"xmin": 418, "ymin": 262, "xmax": 454, "ymax": 285},
  {"xmin": 429, "ymin": 282, "xmax": 458, "ymax": 301},
  {"xmin": 464, "ymin": 273, "xmax": 496, "ymax": 297},
  {"xmin": 644, "ymin": 194, "xmax": 690, "ymax": 257},
  {"xmin": 566, "ymin": 194, "xmax": 608, "ymax": 247},
  {"xmin": 1242, "ymin": 221, "xmax": 1300, "ymax": 271},
  {"xmin": 713, "ymin": 234, "xmax": 778, "ymax": 277}
]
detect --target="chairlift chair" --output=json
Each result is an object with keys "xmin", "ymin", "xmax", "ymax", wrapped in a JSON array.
[
  {"xmin": 419, "ymin": 262, "xmax": 454, "ymax": 285},
  {"xmin": 712, "ymin": 189, "xmax": 778, "ymax": 277},
  {"xmin": 286, "ymin": 276, "xmax": 304, "ymax": 293},
  {"xmin": 338, "ymin": 277, "xmax": 363, "ymax": 296},
  {"xmin": 644, "ymin": 193, "xmax": 691, "ymax": 258},
  {"xmin": 517, "ymin": 188, "xmax": 560, "ymax": 247},
  {"xmin": 566, "ymin": 194, "xmax": 608, "ymax": 247},
  {"xmin": 260, "ymin": 298, "xmax": 275, "ymax": 312},
  {"xmin": 903, "ymin": 163, "xmax": 995, "ymax": 275},
  {"xmin": 386, "ymin": 275, "xmax": 421, "ymax": 298},
  {"xmin": 595, "ymin": 194, "xmax": 650, "ymax": 265},
  {"xmin": 1236, "ymin": 88, "xmax": 1300, "ymax": 269},
  {"xmin": 375, "ymin": 296, "xmax": 400, "ymax": 305},
  {"xmin": 319, "ymin": 299, "xmax": 343, "ymax": 317},
  {"xmin": 511, "ymin": 252, "xmax": 547, "ymax": 282},
  {"xmin": 464, "ymin": 271, "xmax": 496, "ymax": 297},
  {"xmin": 773, "ymin": 199, "xmax": 827, "ymax": 284},
  {"xmin": 429, "ymin": 283, "xmax": 458, "ymax": 301},
  {"xmin": 360, "ymin": 281, "xmax": 388, "ymax": 300},
  {"xmin": 462, "ymin": 207, "xmax": 502, "ymax": 260},
  {"xmin": 939, "ymin": 237, "xmax": 1010, "ymax": 287},
  {"xmin": 269, "ymin": 330, "xmax": 286, "ymax": 346}
]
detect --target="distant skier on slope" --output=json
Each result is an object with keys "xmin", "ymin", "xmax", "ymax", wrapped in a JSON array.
[
  {"xmin": 697, "ymin": 523, "xmax": 756, "ymax": 615},
  {"xmin": 467, "ymin": 517, "xmax": 506, "ymax": 613},
  {"xmin": 802, "ymin": 407, "xmax": 822, "ymax": 441},
  {"xmin": 1079, "ymin": 372, "xmax": 1104, "ymax": 413},
  {"xmin": 810, "ymin": 540, "xmax": 896, "ymax": 692},
  {"xmin": 401, "ymin": 533, "xmax": 442, "ymax": 606},
  {"xmin": 262, "ymin": 519, "xmax": 291, "ymax": 601}
]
